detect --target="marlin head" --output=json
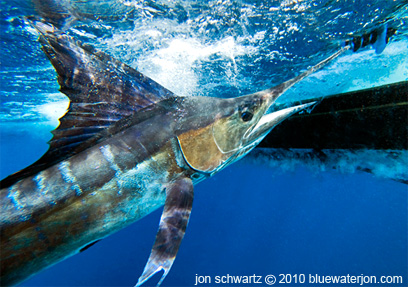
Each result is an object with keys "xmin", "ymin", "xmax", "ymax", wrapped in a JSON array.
[
  {"xmin": 176, "ymin": 91, "xmax": 309, "ymax": 175},
  {"xmin": 177, "ymin": 47, "xmax": 347, "ymax": 177}
]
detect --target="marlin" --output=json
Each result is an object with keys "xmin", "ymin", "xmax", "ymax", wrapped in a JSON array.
[{"xmin": 0, "ymin": 19, "xmax": 348, "ymax": 286}]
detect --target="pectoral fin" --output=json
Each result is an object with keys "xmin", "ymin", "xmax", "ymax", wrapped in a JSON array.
[{"xmin": 136, "ymin": 177, "xmax": 194, "ymax": 287}]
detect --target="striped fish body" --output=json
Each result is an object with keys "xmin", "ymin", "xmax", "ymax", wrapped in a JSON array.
[{"xmin": 0, "ymin": 108, "xmax": 191, "ymax": 285}]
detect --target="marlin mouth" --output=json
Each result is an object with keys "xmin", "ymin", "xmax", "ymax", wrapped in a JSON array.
[{"xmin": 245, "ymin": 102, "xmax": 316, "ymax": 143}]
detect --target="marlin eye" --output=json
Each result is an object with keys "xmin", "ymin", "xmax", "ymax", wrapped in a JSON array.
[
  {"xmin": 240, "ymin": 111, "xmax": 253, "ymax": 122},
  {"xmin": 239, "ymin": 102, "xmax": 255, "ymax": 122}
]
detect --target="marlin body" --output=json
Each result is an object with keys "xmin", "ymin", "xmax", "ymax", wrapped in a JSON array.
[{"xmin": 0, "ymin": 19, "xmax": 347, "ymax": 286}]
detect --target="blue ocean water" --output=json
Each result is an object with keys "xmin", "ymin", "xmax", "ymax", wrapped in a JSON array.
[{"xmin": 1, "ymin": 1, "xmax": 407, "ymax": 286}]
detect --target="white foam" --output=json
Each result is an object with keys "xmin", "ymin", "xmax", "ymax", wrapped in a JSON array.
[
  {"xmin": 36, "ymin": 96, "xmax": 70, "ymax": 125},
  {"xmin": 136, "ymin": 36, "xmax": 256, "ymax": 97}
]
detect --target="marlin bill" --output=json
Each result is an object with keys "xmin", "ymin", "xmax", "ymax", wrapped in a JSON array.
[{"xmin": 0, "ymin": 18, "xmax": 349, "ymax": 286}]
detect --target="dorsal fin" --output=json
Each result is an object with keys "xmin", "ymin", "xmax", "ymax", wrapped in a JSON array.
[{"xmin": 0, "ymin": 18, "xmax": 175, "ymax": 188}]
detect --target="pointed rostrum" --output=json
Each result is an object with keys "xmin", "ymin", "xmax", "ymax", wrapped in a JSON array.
[{"xmin": 136, "ymin": 177, "xmax": 194, "ymax": 287}]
